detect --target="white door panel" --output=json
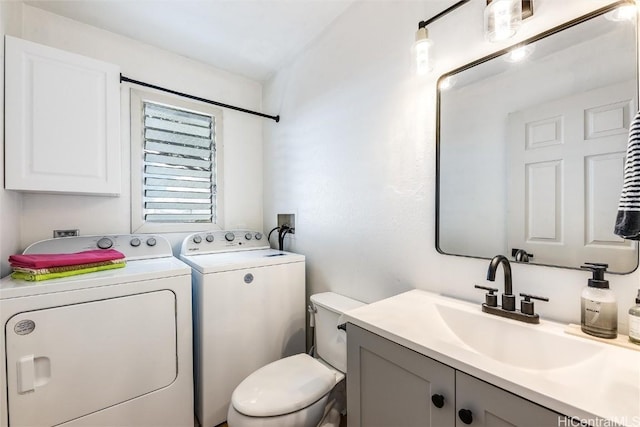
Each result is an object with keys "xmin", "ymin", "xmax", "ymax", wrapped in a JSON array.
[
  {"xmin": 6, "ymin": 291, "xmax": 177, "ymax": 427},
  {"xmin": 508, "ymin": 80, "xmax": 636, "ymax": 270}
]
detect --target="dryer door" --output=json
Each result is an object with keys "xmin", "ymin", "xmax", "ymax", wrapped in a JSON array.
[{"xmin": 5, "ymin": 290, "xmax": 177, "ymax": 427}]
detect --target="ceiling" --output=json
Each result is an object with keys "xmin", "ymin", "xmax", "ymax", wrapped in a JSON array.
[{"xmin": 24, "ymin": 0, "xmax": 355, "ymax": 82}]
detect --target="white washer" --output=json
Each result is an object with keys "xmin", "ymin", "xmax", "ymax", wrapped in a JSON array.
[
  {"xmin": 0, "ymin": 234, "xmax": 194, "ymax": 427},
  {"xmin": 180, "ymin": 230, "xmax": 305, "ymax": 427}
]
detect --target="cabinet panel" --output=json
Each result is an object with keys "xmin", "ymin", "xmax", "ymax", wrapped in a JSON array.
[
  {"xmin": 455, "ymin": 372, "xmax": 566, "ymax": 427},
  {"xmin": 347, "ymin": 324, "xmax": 456, "ymax": 427},
  {"xmin": 5, "ymin": 36, "xmax": 121, "ymax": 195}
]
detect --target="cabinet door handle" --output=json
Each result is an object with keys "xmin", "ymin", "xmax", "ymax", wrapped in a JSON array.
[
  {"xmin": 431, "ymin": 393, "xmax": 445, "ymax": 408},
  {"xmin": 458, "ymin": 408, "xmax": 473, "ymax": 424}
]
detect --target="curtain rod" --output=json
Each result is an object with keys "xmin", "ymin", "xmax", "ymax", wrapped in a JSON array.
[
  {"xmin": 120, "ymin": 74, "xmax": 280, "ymax": 123},
  {"xmin": 419, "ymin": 0, "xmax": 471, "ymax": 28}
]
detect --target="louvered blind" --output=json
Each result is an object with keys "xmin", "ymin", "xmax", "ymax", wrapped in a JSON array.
[{"xmin": 142, "ymin": 101, "xmax": 215, "ymax": 224}]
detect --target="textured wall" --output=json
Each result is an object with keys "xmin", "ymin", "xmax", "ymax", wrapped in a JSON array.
[{"xmin": 263, "ymin": 0, "xmax": 640, "ymax": 333}]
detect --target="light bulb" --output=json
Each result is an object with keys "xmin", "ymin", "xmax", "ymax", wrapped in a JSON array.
[
  {"xmin": 484, "ymin": 0, "xmax": 522, "ymax": 42},
  {"xmin": 413, "ymin": 27, "xmax": 433, "ymax": 75}
]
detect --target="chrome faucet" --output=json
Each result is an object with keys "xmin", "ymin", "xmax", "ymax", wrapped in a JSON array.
[{"xmin": 474, "ymin": 255, "xmax": 548, "ymax": 324}]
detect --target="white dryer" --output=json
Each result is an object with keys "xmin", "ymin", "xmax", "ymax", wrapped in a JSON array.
[
  {"xmin": 180, "ymin": 230, "xmax": 305, "ymax": 427},
  {"xmin": 0, "ymin": 234, "xmax": 194, "ymax": 427}
]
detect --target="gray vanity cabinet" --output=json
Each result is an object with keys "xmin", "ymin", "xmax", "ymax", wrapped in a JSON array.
[
  {"xmin": 346, "ymin": 324, "xmax": 456, "ymax": 426},
  {"xmin": 455, "ymin": 372, "xmax": 565, "ymax": 427},
  {"xmin": 347, "ymin": 324, "xmax": 566, "ymax": 427}
]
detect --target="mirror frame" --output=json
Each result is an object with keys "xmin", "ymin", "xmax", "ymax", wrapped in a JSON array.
[{"xmin": 435, "ymin": 0, "xmax": 639, "ymax": 273}]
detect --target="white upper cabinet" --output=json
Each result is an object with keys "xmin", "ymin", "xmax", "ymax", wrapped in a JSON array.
[{"xmin": 4, "ymin": 36, "xmax": 121, "ymax": 195}]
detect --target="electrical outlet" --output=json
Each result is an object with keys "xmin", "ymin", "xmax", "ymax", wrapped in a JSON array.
[
  {"xmin": 53, "ymin": 229, "xmax": 79, "ymax": 238},
  {"xmin": 277, "ymin": 213, "xmax": 295, "ymax": 234}
]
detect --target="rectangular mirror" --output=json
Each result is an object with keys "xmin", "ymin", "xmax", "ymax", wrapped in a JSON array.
[{"xmin": 437, "ymin": 1, "xmax": 638, "ymax": 273}]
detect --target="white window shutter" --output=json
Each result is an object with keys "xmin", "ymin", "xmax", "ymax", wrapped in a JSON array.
[{"xmin": 142, "ymin": 102, "xmax": 216, "ymax": 224}]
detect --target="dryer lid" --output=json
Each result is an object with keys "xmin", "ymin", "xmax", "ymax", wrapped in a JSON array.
[{"xmin": 231, "ymin": 353, "xmax": 336, "ymax": 417}]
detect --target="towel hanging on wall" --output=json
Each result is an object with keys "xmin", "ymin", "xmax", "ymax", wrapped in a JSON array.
[{"xmin": 614, "ymin": 110, "xmax": 640, "ymax": 239}]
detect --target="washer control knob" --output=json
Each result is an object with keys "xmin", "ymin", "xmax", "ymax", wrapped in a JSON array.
[
  {"xmin": 193, "ymin": 235, "xmax": 202, "ymax": 244},
  {"xmin": 146, "ymin": 237, "xmax": 157, "ymax": 247},
  {"xmin": 130, "ymin": 238, "xmax": 141, "ymax": 247},
  {"xmin": 206, "ymin": 234, "xmax": 214, "ymax": 243},
  {"xmin": 254, "ymin": 233, "xmax": 263, "ymax": 240},
  {"xmin": 245, "ymin": 233, "xmax": 252, "ymax": 240},
  {"xmin": 97, "ymin": 237, "xmax": 113, "ymax": 250},
  {"xmin": 225, "ymin": 232, "xmax": 235, "ymax": 242}
]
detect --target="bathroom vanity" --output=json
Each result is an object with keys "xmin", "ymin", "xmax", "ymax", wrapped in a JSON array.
[{"xmin": 344, "ymin": 290, "xmax": 640, "ymax": 427}]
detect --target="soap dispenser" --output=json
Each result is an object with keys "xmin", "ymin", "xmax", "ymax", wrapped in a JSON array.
[
  {"xmin": 629, "ymin": 290, "xmax": 640, "ymax": 344},
  {"xmin": 580, "ymin": 263, "xmax": 617, "ymax": 339}
]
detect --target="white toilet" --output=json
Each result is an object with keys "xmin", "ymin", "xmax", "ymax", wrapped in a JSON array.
[{"xmin": 227, "ymin": 292, "xmax": 365, "ymax": 427}]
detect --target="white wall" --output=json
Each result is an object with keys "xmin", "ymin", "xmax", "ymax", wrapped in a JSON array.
[
  {"xmin": 263, "ymin": 0, "xmax": 640, "ymax": 333},
  {"xmin": 1, "ymin": 4, "xmax": 265, "ymax": 267},
  {"xmin": 0, "ymin": 2, "xmax": 24, "ymax": 277}
]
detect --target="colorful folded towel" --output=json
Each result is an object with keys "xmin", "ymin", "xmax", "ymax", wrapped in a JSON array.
[
  {"xmin": 11, "ymin": 259, "xmax": 125, "ymax": 275},
  {"xmin": 11, "ymin": 262, "xmax": 126, "ymax": 282},
  {"xmin": 9, "ymin": 249, "xmax": 125, "ymax": 269}
]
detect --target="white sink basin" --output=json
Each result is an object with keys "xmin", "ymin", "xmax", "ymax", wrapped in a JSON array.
[
  {"xmin": 343, "ymin": 289, "xmax": 640, "ymax": 426},
  {"xmin": 434, "ymin": 302, "xmax": 604, "ymax": 370}
]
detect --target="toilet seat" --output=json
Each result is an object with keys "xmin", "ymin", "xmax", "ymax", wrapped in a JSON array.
[{"xmin": 231, "ymin": 353, "xmax": 338, "ymax": 417}]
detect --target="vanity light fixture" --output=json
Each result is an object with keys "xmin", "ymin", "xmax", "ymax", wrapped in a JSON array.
[
  {"xmin": 414, "ymin": 0, "xmax": 471, "ymax": 75},
  {"xmin": 484, "ymin": 0, "xmax": 534, "ymax": 42},
  {"xmin": 413, "ymin": 23, "xmax": 433, "ymax": 76}
]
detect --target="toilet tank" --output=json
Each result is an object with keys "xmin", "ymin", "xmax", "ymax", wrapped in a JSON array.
[{"xmin": 310, "ymin": 292, "xmax": 365, "ymax": 373}]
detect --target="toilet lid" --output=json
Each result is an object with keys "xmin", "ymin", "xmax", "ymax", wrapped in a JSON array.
[{"xmin": 231, "ymin": 353, "xmax": 337, "ymax": 417}]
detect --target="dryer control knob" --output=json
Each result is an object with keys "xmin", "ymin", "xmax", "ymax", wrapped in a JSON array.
[
  {"xmin": 146, "ymin": 237, "xmax": 157, "ymax": 247},
  {"xmin": 225, "ymin": 232, "xmax": 235, "ymax": 242},
  {"xmin": 206, "ymin": 234, "xmax": 214, "ymax": 243},
  {"xmin": 130, "ymin": 238, "xmax": 141, "ymax": 247},
  {"xmin": 193, "ymin": 235, "xmax": 202, "ymax": 244},
  {"xmin": 97, "ymin": 237, "xmax": 113, "ymax": 250},
  {"xmin": 245, "ymin": 233, "xmax": 252, "ymax": 240},
  {"xmin": 254, "ymin": 233, "xmax": 263, "ymax": 240}
]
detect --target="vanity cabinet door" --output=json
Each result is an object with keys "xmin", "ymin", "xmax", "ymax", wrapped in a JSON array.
[
  {"xmin": 455, "ymin": 372, "xmax": 566, "ymax": 427},
  {"xmin": 5, "ymin": 36, "xmax": 121, "ymax": 195},
  {"xmin": 347, "ymin": 324, "xmax": 456, "ymax": 427}
]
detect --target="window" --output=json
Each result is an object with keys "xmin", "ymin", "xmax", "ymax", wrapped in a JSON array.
[{"xmin": 130, "ymin": 89, "xmax": 223, "ymax": 233}]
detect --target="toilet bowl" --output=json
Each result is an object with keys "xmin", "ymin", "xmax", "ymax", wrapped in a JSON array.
[{"xmin": 227, "ymin": 292, "xmax": 364, "ymax": 427}]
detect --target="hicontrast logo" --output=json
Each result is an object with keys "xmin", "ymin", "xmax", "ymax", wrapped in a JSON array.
[{"xmin": 558, "ymin": 416, "xmax": 640, "ymax": 427}]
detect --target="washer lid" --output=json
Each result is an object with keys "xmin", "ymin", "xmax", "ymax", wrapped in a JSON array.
[
  {"xmin": 180, "ymin": 248, "xmax": 304, "ymax": 274},
  {"xmin": 231, "ymin": 354, "xmax": 336, "ymax": 417}
]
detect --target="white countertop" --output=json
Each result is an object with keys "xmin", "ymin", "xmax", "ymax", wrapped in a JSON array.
[{"xmin": 343, "ymin": 289, "xmax": 640, "ymax": 426}]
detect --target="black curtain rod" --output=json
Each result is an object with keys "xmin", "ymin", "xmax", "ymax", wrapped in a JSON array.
[
  {"xmin": 120, "ymin": 74, "xmax": 280, "ymax": 123},
  {"xmin": 419, "ymin": 0, "xmax": 471, "ymax": 28}
]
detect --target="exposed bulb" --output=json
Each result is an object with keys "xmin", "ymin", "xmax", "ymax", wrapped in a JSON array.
[
  {"xmin": 413, "ymin": 26, "xmax": 433, "ymax": 75},
  {"xmin": 484, "ymin": 0, "xmax": 522, "ymax": 42}
]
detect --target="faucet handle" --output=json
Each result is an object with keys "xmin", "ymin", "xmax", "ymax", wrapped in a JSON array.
[
  {"xmin": 519, "ymin": 293, "xmax": 549, "ymax": 316},
  {"xmin": 474, "ymin": 285, "xmax": 498, "ymax": 307}
]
